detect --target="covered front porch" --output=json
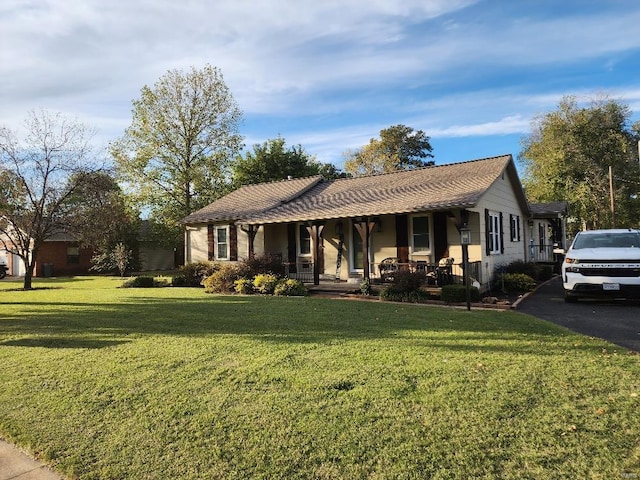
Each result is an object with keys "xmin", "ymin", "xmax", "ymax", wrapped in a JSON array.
[
  {"xmin": 285, "ymin": 258, "xmax": 483, "ymax": 288},
  {"xmin": 247, "ymin": 209, "xmax": 484, "ymax": 288}
]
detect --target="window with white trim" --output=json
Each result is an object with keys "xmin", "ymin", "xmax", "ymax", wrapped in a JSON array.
[
  {"xmin": 411, "ymin": 215, "xmax": 431, "ymax": 254},
  {"xmin": 510, "ymin": 214, "xmax": 521, "ymax": 242},
  {"xmin": 488, "ymin": 212, "xmax": 502, "ymax": 254},
  {"xmin": 216, "ymin": 226, "xmax": 229, "ymax": 260}
]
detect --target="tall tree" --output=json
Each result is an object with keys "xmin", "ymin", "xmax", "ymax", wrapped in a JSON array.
[
  {"xmin": 111, "ymin": 64, "xmax": 243, "ymax": 242},
  {"xmin": 520, "ymin": 96, "xmax": 640, "ymax": 231},
  {"xmin": 65, "ymin": 171, "xmax": 141, "ymax": 272},
  {"xmin": 232, "ymin": 136, "xmax": 345, "ymax": 185},
  {"xmin": 344, "ymin": 124, "xmax": 434, "ymax": 176},
  {"xmin": 0, "ymin": 110, "xmax": 96, "ymax": 289}
]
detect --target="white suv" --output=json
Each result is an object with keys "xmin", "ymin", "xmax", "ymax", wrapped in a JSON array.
[{"xmin": 562, "ymin": 229, "xmax": 640, "ymax": 302}]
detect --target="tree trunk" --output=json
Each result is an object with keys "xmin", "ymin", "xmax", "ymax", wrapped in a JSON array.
[
  {"xmin": 22, "ymin": 249, "xmax": 37, "ymax": 290},
  {"xmin": 23, "ymin": 262, "xmax": 34, "ymax": 290}
]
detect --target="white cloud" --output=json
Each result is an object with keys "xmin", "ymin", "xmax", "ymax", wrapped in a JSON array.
[{"xmin": 1, "ymin": 0, "xmax": 640, "ymax": 169}]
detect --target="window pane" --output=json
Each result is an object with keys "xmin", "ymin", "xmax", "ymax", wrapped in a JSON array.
[
  {"xmin": 217, "ymin": 228, "xmax": 228, "ymax": 259},
  {"xmin": 299, "ymin": 225, "xmax": 311, "ymax": 255},
  {"xmin": 413, "ymin": 217, "xmax": 429, "ymax": 250}
]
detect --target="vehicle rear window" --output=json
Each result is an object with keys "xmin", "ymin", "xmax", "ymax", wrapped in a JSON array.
[{"xmin": 572, "ymin": 232, "xmax": 640, "ymax": 249}]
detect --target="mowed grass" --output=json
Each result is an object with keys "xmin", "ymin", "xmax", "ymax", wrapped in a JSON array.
[{"xmin": 0, "ymin": 277, "xmax": 639, "ymax": 479}]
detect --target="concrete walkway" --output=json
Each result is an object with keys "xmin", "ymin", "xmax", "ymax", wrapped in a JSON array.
[{"xmin": 0, "ymin": 439, "xmax": 63, "ymax": 480}]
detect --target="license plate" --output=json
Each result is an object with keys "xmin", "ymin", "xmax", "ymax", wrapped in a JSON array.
[{"xmin": 603, "ymin": 283, "xmax": 620, "ymax": 291}]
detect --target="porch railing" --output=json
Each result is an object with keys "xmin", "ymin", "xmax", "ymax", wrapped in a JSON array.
[
  {"xmin": 282, "ymin": 260, "xmax": 483, "ymax": 286},
  {"xmin": 284, "ymin": 261, "xmax": 315, "ymax": 283},
  {"xmin": 374, "ymin": 260, "xmax": 482, "ymax": 286},
  {"xmin": 526, "ymin": 243, "xmax": 565, "ymax": 263}
]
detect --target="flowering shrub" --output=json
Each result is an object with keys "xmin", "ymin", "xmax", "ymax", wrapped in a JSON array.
[
  {"xmin": 274, "ymin": 279, "xmax": 307, "ymax": 296},
  {"xmin": 253, "ymin": 273, "xmax": 279, "ymax": 294},
  {"xmin": 234, "ymin": 278, "xmax": 253, "ymax": 294}
]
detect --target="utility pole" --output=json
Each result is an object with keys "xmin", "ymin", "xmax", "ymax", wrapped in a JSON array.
[{"xmin": 609, "ymin": 165, "xmax": 615, "ymax": 228}]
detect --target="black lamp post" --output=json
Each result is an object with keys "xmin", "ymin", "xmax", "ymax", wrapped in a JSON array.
[{"xmin": 460, "ymin": 225, "xmax": 471, "ymax": 311}]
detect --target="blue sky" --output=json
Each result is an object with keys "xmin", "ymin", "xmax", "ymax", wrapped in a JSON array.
[{"xmin": 2, "ymin": 0, "xmax": 640, "ymax": 173}]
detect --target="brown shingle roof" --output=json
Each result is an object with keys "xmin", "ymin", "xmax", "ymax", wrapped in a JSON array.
[
  {"xmin": 244, "ymin": 155, "xmax": 520, "ymax": 224},
  {"xmin": 529, "ymin": 201, "xmax": 568, "ymax": 217},
  {"xmin": 181, "ymin": 155, "xmax": 526, "ymax": 226},
  {"xmin": 179, "ymin": 175, "xmax": 322, "ymax": 224}
]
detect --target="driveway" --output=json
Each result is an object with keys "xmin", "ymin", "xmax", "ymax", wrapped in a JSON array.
[{"xmin": 518, "ymin": 276, "xmax": 640, "ymax": 352}]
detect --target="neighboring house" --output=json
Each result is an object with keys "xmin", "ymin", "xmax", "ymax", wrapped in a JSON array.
[
  {"xmin": 0, "ymin": 231, "xmax": 93, "ymax": 277},
  {"xmin": 138, "ymin": 220, "xmax": 179, "ymax": 271},
  {"xmin": 181, "ymin": 155, "xmax": 544, "ymax": 290},
  {"xmin": 527, "ymin": 201, "xmax": 569, "ymax": 264},
  {"xmin": 1, "ymin": 219, "xmax": 179, "ymax": 278}
]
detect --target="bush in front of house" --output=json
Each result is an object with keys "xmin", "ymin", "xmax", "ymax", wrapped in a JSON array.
[
  {"xmin": 171, "ymin": 275, "xmax": 187, "ymax": 287},
  {"xmin": 179, "ymin": 261, "xmax": 221, "ymax": 287},
  {"xmin": 253, "ymin": 273, "xmax": 279, "ymax": 294},
  {"xmin": 234, "ymin": 278, "xmax": 254, "ymax": 294},
  {"xmin": 380, "ymin": 269, "xmax": 429, "ymax": 303},
  {"xmin": 440, "ymin": 284, "xmax": 480, "ymax": 303},
  {"xmin": 503, "ymin": 260, "xmax": 553, "ymax": 282},
  {"xmin": 203, "ymin": 264, "xmax": 242, "ymax": 293},
  {"xmin": 380, "ymin": 287, "xmax": 431, "ymax": 303},
  {"xmin": 499, "ymin": 273, "xmax": 536, "ymax": 294},
  {"xmin": 274, "ymin": 278, "xmax": 308, "ymax": 296},
  {"xmin": 239, "ymin": 254, "xmax": 286, "ymax": 278},
  {"xmin": 121, "ymin": 276, "xmax": 157, "ymax": 288},
  {"xmin": 392, "ymin": 269, "xmax": 427, "ymax": 292},
  {"xmin": 122, "ymin": 276, "xmax": 172, "ymax": 288}
]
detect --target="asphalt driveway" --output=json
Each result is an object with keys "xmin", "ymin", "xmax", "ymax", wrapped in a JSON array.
[{"xmin": 518, "ymin": 276, "xmax": 640, "ymax": 352}]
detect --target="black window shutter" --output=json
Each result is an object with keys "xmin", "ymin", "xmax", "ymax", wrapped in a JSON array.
[
  {"xmin": 517, "ymin": 216, "xmax": 521, "ymax": 242},
  {"xmin": 207, "ymin": 224, "xmax": 215, "ymax": 261},
  {"xmin": 484, "ymin": 209, "xmax": 491, "ymax": 256},
  {"xmin": 499, "ymin": 212, "xmax": 504, "ymax": 254}
]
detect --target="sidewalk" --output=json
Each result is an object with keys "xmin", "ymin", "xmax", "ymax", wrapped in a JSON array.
[{"xmin": 0, "ymin": 439, "xmax": 63, "ymax": 480}]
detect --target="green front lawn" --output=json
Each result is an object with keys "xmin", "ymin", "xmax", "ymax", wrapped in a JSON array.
[{"xmin": 0, "ymin": 276, "xmax": 638, "ymax": 479}]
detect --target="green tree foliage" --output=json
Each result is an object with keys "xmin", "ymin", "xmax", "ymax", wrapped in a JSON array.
[
  {"xmin": 66, "ymin": 171, "xmax": 140, "ymax": 251},
  {"xmin": 232, "ymin": 136, "xmax": 345, "ymax": 185},
  {"xmin": 0, "ymin": 110, "xmax": 97, "ymax": 289},
  {"xmin": 520, "ymin": 96, "xmax": 640, "ymax": 230},
  {"xmin": 111, "ymin": 64, "xmax": 243, "ymax": 242},
  {"xmin": 64, "ymin": 171, "xmax": 141, "ymax": 273},
  {"xmin": 344, "ymin": 124, "xmax": 434, "ymax": 176}
]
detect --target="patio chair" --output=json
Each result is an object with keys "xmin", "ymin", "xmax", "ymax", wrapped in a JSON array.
[
  {"xmin": 426, "ymin": 257, "xmax": 454, "ymax": 286},
  {"xmin": 379, "ymin": 257, "xmax": 399, "ymax": 282}
]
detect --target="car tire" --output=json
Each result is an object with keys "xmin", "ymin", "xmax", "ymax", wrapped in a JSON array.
[{"xmin": 564, "ymin": 291, "xmax": 578, "ymax": 303}]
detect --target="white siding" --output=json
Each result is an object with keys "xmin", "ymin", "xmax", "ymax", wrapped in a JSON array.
[
  {"xmin": 185, "ymin": 224, "xmax": 208, "ymax": 263},
  {"xmin": 185, "ymin": 223, "xmax": 267, "ymax": 263},
  {"xmin": 471, "ymin": 170, "xmax": 528, "ymax": 283}
]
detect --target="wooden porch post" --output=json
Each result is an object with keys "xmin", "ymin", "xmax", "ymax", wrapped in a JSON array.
[
  {"xmin": 306, "ymin": 223, "xmax": 325, "ymax": 285},
  {"xmin": 229, "ymin": 224, "xmax": 238, "ymax": 261},
  {"xmin": 353, "ymin": 217, "xmax": 377, "ymax": 282}
]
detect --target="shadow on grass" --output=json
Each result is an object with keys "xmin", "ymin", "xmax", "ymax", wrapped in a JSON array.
[
  {"xmin": 1, "ymin": 337, "xmax": 130, "ymax": 349},
  {"xmin": 0, "ymin": 294, "xmax": 604, "ymax": 354}
]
